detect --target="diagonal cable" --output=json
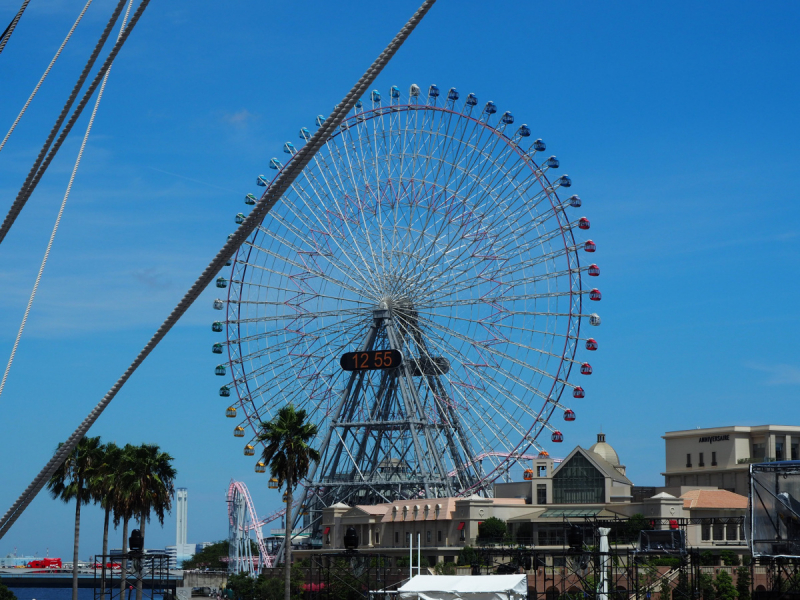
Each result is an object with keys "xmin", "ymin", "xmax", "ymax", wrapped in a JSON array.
[
  {"xmin": 0, "ymin": 0, "xmax": 436, "ymax": 541},
  {"xmin": 0, "ymin": 0, "xmax": 135, "ymax": 402},
  {"xmin": 0, "ymin": 0, "xmax": 94, "ymax": 154},
  {"xmin": 0, "ymin": 0, "xmax": 31, "ymax": 55},
  {"xmin": 0, "ymin": 0, "xmax": 129, "ymax": 246}
]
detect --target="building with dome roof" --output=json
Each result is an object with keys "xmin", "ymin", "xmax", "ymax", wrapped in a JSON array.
[{"xmin": 307, "ymin": 431, "xmax": 748, "ymax": 568}]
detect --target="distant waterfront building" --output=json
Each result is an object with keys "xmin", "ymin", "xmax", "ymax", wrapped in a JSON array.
[
  {"xmin": 0, "ymin": 555, "xmax": 36, "ymax": 568},
  {"xmin": 662, "ymin": 425, "xmax": 800, "ymax": 495},
  {"xmin": 176, "ymin": 488, "xmax": 188, "ymax": 546}
]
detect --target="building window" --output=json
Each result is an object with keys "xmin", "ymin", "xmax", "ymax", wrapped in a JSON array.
[
  {"xmin": 699, "ymin": 453, "xmax": 704, "ymax": 467},
  {"xmin": 395, "ymin": 532, "xmax": 399, "ymax": 544},
  {"xmin": 537, "ymin": 465, "xmax": 547, "ymax": 477},
  {"xmin": 537, "ymin": 484, "xmax": 547, "ymax": 505},
  {"xmin": 375, "ymin": 532, "xmax": 379, "ymax": 545},
  {"xmin": 686, "ymin": 454, "xmax": 692, "ymax": 468},
  {"xmin": 753, "ymin": 442, "xmax": 766, "ymax": 461},
  {"xmin": 712, "ymin": 451, "xmax": 717, "ymax": 466},
  {"xmin": 406, "ymin": 532, "xmax": 411, "ymax": 545},
  {"xmin": 552, "ymin": 453, "xmax": 604, "ymax": 504},
  {"xmin": 792, "ymin": 441, "xmax": 799, "ymax": 461},
  {"xmin": 701, "ymin": 524, "xmax": 711, "ymax": 541},
  {"xmin": 776, "ymin": 442, "xmax": 784, "ymax": 462},
  {"xmin": 438, "ymin": 530, "xmax": 442, "ymax": 542},
  {"xmin": 459, "ymin": 528, "xmax": 465, "ymax": 542},
  {"xmin": 426, "ymin": 530, "xmax": 431, "ymax": 543},
  {"xmin": 726, "ymin": 524, "xmax": 738, "ymax": 540},
  {"xmin": 713, "ymin": 524, "xmax": 724, "ymax": 541}
]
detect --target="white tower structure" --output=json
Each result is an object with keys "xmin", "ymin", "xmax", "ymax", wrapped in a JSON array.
[{"xmin": 176, "ymin": 488, "xmax": 188, "ymax": 546}]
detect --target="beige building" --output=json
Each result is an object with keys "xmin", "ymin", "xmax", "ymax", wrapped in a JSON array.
[
  {"xmin": 662, "ymin": 425, "xmax": 800, "ymax": 496},
  {"xmin": 309, "ymin": 432, "xmax": 748, "ymax": 566}
]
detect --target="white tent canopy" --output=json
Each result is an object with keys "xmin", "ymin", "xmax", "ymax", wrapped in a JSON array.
[{"xmin": 397, "ymin": 575, "xmax": 528, "ymax": 600}]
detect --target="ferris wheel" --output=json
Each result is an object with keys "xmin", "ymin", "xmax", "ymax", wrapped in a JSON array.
[{"xmin": 213, "ymin": 83, "xmax": 601, "ymax": 514}]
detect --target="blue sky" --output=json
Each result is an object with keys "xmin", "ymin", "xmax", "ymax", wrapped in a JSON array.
[{"xmin": 0, "ymin": 0, "xmax": 798, "ymax": 560}]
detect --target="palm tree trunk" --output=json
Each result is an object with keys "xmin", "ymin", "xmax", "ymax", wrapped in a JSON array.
[
  {"xmin": 284, "ymin": 480, "xmax": 292, "ymax": 600},
  {"xmin": 120, "ymin": 517, "xmax": 129, "ymax": 598},
  {"xmin": 136, "ymin": 516, "xmax": 146, "ymax": 600},
  {"xmin": 101, "ymin": 505, "xmax": 111, "ymax": 600},
  {"xmin": 72, "ymin": 481, "xmax": 82, "ymax": 600}
]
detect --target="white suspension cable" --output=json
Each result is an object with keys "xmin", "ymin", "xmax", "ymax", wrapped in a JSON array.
[
  {"xmin": 0, "ymin": 0, "xmax": 94, "ymax": 155},
  {"xmin": 0, "ymin": 0, "xmax": 135, "ymax": 401}
]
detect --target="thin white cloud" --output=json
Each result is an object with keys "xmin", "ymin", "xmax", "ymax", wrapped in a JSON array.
[{"xmin": 746, "ymin": 363, "xmax": 800, "ymax": 386}]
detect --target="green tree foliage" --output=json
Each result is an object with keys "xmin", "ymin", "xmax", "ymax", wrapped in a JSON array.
[
  {"xmin": 434, "ymin": 562, "xmax": 457, "ymax": 575},
  {"xmin": 477, "ymin": 517, "xmax": 507, "ymax": 542},
  {"xmin": 660, "ymin": 574, "xmax": 672, "ymax": 600},
  {"xmin": 673, "ymin": 570, "xmax": 691, "ymax": 600},
  {"xmin": 257, "ymin": 405, "xmax": 319, "ymax": 600},
  {"xmin": 458, "ymin": 545, "xmax": 481, "ymax": 566},
  {"xmin": 721, "ymin": 551, "xmax": 741, "ymax": 566},
  {"xmin": 0, "ymin": 579, "xmax": 17, "ymax": 600},
  {"xmin": 700, "ymin": 551, "xmax": 716, "ymax": 566},
  {"xmin": 182, "ymin": 541, "xmax": 229, "ymax": 570},
  {"xmin": 627, "ymin": 513, "xmax": 649, "ymax": 542},
  {"xmin": 47, "ymin": 435, "xmax": 104, "ymax": 600},
  {"xmin": 714, "ymin": 570, "xmax": 738, "ymax": 600},
  {"xmin": 699, "ymin": 573, "xmax": 716, "ymax": 600},
  {"xmin": 226, "ymin": 568, "xmax": 305, "ymax": 600},
  {"xmin": 736, "ymin": 566, "xmax": 751, "ymax": 600}
]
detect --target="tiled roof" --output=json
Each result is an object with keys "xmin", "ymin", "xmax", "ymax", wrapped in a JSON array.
[{"xmin": 681, "ymin": 489, "xmax": 748, "ymax": 509}]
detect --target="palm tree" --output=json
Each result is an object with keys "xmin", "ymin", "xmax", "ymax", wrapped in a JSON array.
[
  {"xmin": 125, "ymin": 443, "xmax": 177, "ymax": 600},
  {"xmin": 114, "ymin": 444, "xmax": 138, "ymax": 599},
  {"xmin": 257, "ymin": 405, "xmax": 319, "ymax": 600},
  {"xmin": 92, "ymin": 441, "xmax": 122, "ymax": 600},
  {"xmin": 46, "ymin": 435, "xmax": 104, "ymax": 600}
]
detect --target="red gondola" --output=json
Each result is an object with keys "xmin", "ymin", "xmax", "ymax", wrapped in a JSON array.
[
  {"xmin": 578, "ymin": 217, "xmax": 590, "ymax": 230},
  {"xmin": 588, "ymin": 264, "xmax": 600, "ymax": 276},
  {"xmin": 584, "ymin": 240, "xmax": 596, "ymax": 252},
  {"xmin": 580, "ymin": 363, "xmax": 592, "ymax": 375},
  {"xmin": 551, "ymin": 431, "xmax": 563, "ymax": 443},
  {"xmin": 573, "ymin": 386, "xmax": 585, "ymax": 398},
  {"xmin": 590, "ymin": 288, "xmax": 602, "ymax": 301},
  {"xmin": 538, "ymin": 450, "xmax": 550, "ymax": 458},
  {"xmin": 523, "ymin": 469, "xmax": 534, "ymax": 480},
  {"xmin": 563, "ymin": 409, "xmax": 576, "ymax": 422},
  {"xmin": 585, "ymin": 338, "xmax": 598, "ymax": 351}
]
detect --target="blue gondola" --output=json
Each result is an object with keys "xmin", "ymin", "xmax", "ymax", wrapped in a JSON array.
[
  {"xmin": 235, "ymin": 213, "xmax": 245, "ymax": 224},
  {"xmin": 299, "ymin": 127, "xmax": 311, "ymax": 140},
  {"xmin": 448, "ymin": 88, "xmax": 459, "ymax": 101},
  {"xmin": 270, "ymin": 158, "xmax": 282, "ymax": 170},
  {"xmin": 212, "ymin": 322, "xmax": 223, "ymax": 332},
  {"xmin": 391, "ymin": 85, "xmax": 400, "ymax": 99},
  {"xmin": 212, "ymin": 343, "xmax": 223, "ymax": 354},
  {"xmin": 484, "ymin": 101, "xmax": 497, "ymax": 115},
  {"xmin": 244, "ymin": 193, "xmax": 256, "ymax": 205},
  {"xmin": 256, "ymin": 175, "xmax": 268, "ymax": 187},
  {"xmin": 501, "ymin": 111, "xmax": 514, "ymax": 125},
  {"xmin": 466, "ymin": 93, "xmax": 478, "ymax": 106},
  {"xmin": 216, "ymin": 277, "xmax": 228, "ymax": 289},
  {"xmin": 355, "ymin": 99, "xmax": 363, "ymax": 109},
  {"xmin": 428, "ymin": 84, "xmax": 440, "ymax": 98},
  {"xmin": 569, "ymin": 195, "xmax": 581, "ymax": 208},
  {"xmin": 517, "ymin": 124, "xmax": 531, "ymax": 137},
  {"xmin": 213, "ymin": 299, "xmax": 224, "ymax": 310},
  {"xmin": 371, "ymin": 90, "xmax": 381, "ymax": 102},
  {"xmin": 283, "ymin": 142, "xmax": 295, "ymax": 154},
  {"xmin": 533, "ymin": 139, "xmax": 546, "ymax": 152},
  {"xmin": 545, "ymin": 156, "xmax": 559, "ymax": 169},
  {"xmin": 314, "ymin": 115, "xmax": 323, "ymax": 127},
  {"xmin": 215, "ymin": 365, "xmax": 226, "ymax": 376},
  {"xmin": 558, "ymin": 175, "xmax": 572, "ymax": 187},
  {"xmin": 225, "ymin": 258, "xmax": 232, "ymax": 266},
  {"xmin": 219, "ymin": 385, "xmax": 231, "ymax": 397}
]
